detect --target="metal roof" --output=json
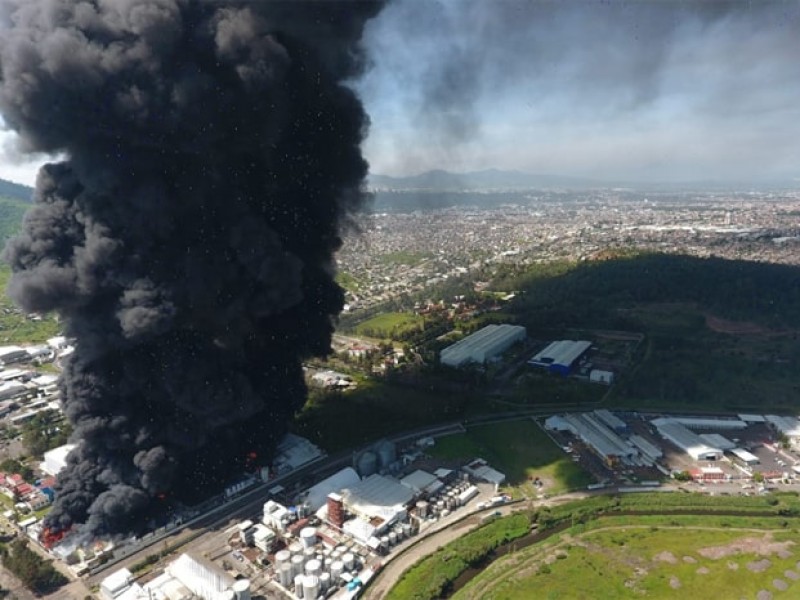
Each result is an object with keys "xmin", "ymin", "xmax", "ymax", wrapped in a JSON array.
[
  {"xmin": 563, "ymin": 413, "xmax": 634, "ymax": 460},
  {"xmin": 529, "ymin": 340, "xmax": 591, "ymax": 368},
  {"xmin": 440, "ymin": 324, "xmax": 526, "ymax": 367},
  {"xmin": 765, "ymin": 415, "xmax": 800, "ymax": 437}
]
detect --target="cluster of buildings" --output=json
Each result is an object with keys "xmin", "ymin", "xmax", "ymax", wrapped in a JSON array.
[
  {"xmin": 0, "ymin": 471, "xmax": 54, "ymax": 511},
  {"xmin": 337, "ymin": 189, "xmax": 800, "ymax": 318},
  {"xmin": 546, "ymin": 409, "xmax": 800, "ymax": 485},
  {"xmin": 439, "ymin": 324, "xmax": 526, "ymax": 367},
  {"xmin": 101, "ymin": 554, "xmax": 253, "ymax": 600}
]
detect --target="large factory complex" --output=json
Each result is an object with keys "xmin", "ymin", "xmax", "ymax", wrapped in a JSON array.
[
  {"xmin": 544, "ymin": 409, "xmax": 800, "ymax": 484},
  {"xmin": 98, "ymin": 435, "xmax": 506, "ymax": 600}
]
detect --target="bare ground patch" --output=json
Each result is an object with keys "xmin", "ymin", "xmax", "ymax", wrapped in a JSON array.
[
  {"xmin": 669, "ymin": 576, "xmax": 681, "ymax": 589},
  {"xmin": 756, "ymin": 591, "xmax": 773, "ymax": 600},
  {"xmin": 696, "ymin": 566, "xmax": 709, "ymax": 575},
  {"xmin": 785, "ymin": 570, "xmax": 799, "ymax": 580},
  {"xmin": 682, "ymin": 555, "xmax": 697, "ymax": 564},
  {"xmin": 653, "ymin": 551, "xmax": 677, "ymax": 564},
  {"xmin": 698, "ymin": 536, "xmax": 794, "ymax": 560},
  {"xmin": 748, "ymin": 559, "xmax": 772, "ymax": 573},
  {"xmin": 772, "ymin": 579, "xmax": 788, "ymax": 591},
  {"xmin": 727, "ymin": 561, "xmax": 739, "ymax": 570}
]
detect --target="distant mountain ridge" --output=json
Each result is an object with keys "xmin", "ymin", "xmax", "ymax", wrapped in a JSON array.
[
  {"xmin": 368, "ymin": 168, "xmax": 600, "ymax": 190},
  {"xmin": 368, "ymin": 168, "xmax": 800, "ymax": 192},
  {"xmin": 0, "ymin": 177, "xmax": 33, "ymax": 202}
]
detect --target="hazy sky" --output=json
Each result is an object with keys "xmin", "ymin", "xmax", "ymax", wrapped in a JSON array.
[
  {"xmin": 3, "ymin": 0, "xmax": 800, "ymax": 185},
  {"xmin": 357, "ymin": 0, "xmax": 800, "ymax": 182}
]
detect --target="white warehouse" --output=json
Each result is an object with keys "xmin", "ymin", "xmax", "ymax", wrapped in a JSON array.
[
  {"xmin": 652, "ymin": 418, "xmax": 723, "ymax": 461},
  {"xmin": 440, "ymin": 324, "xmax": 526, "ymax": 368}
]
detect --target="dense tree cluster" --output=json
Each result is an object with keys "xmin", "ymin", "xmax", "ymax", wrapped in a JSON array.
[{"xmin": 0, "ymin": 540, "xmax": 67, "ymax": 594}]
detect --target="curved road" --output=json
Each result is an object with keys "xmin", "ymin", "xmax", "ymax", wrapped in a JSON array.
[{"xmin": 363, "ymin": 492, "xmax": 590, "ymax": 600}]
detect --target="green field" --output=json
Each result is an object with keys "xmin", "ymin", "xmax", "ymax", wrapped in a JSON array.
[
  {"xmin": 353, "ymin": 311, "xmax": 425, "ymax": 339},
  {"xmin": 457, "ymin": 523, "xmax": 800, "ymax": 599},
  {"xmin": 383, "ymin": 493, "xmax": 800, "ymax": 600},
  {"xmin": 0, "ymin": 265, "xmax": 61, "ymax": 344},
  {"xmin": 430, "ymin": 420, "xmax": 592, "ymax": 494}
]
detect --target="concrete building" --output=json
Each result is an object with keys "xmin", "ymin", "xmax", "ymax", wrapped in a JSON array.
[
  {"xmin": 652, "ymin": 419, "xmax": 723, "ymax": 461},
  {"xmin": 589, "ymin": 369, "xmax": 614, "ymax": 385},
  {"xmin": 440, "ymin": 324, "xmax": 526, "ymax": 368},
  {"xmin": 529, "ymin": 340, "xmax": 592, "ymax": 376},
  {"xmin": 594, "ymin": 409, "xmax": 627, "ymax": 433},
  {"xmin": 100, "ymin": 568, "xmax": 134, "ymax": 600},
  {"xmin": 41, "ymin": 444, "xmax": 76, "ymax": 477}
]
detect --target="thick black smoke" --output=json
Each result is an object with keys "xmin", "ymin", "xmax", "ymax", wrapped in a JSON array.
[{"xmin": 0, "ymin": 0, "xmax": 383, "ymax": 537}]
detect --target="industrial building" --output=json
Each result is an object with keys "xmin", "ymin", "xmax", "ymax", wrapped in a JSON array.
[
  {"xmin": 560, "ymin": 413, "xmax": 636, "ymax": 465},
  {"xmin": 652, "ymin": 418, "xmax": 723, "ymax": 461},
  {"xmin": 669, "ymin": 416, "xmax": 747, "ymax": 430},
  {"xmin": 730, "ymin": 447, "xmax": 759, "ymax": 465},
  {"xmin": 765, "ymin": 415, "xmax": 800, "ymax": 445},
  {"xmin": 100, "ymin": 553, "xmax": 251, "ymax": 600},
  {"xmin": 699, "ymin": 433, "xmax": 736, "ymax": 451},
  {"xmin": 528, "ymin": 340, "xmax": 592, "ymax": 376},
  {"xmin": 40, "ymin": 443, "xmax": 76, "ymax": 477},
  {"xmin": 439, "ymin": 324, "xmax": 526, "ymax": 368}
]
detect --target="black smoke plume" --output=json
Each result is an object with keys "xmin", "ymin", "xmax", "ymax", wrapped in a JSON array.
[{"xmin": 0, "ymin": 0, "xmax": 383, "ymax": 537}]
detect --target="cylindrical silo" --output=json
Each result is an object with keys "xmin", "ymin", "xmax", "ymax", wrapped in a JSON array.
[
  {"xmin": 303, "ymin": 575, "xmax": 320, "ymax": 600},
  {"xmin": 388, "ymin": 532, "xmax": 397, "ymax": 546},
  {"xmin": 330, "ymin": 560, "xmax": 343, "ymax": 580},
  {"xmin": 305, "ymin": 559, "xmax": 322, "ymax": 577},
  {"xmin": 232, "ymin": 579, "xmax": 251, "ymax": 600},
  {"xmin": 275, "ymin": 549, "xmax": 291, "ymax": 568},
  {"xmin": 294, "ymin": 574, "xmax": 305, "ymax": 599},
  {"xmin": 403, "ymin": 523, "xmax": 413, "ymax": 538},
  {"xmin": 291, "ymin": 554, "xmax": 305, "ymax": 578},
  {"xmin": 342, "ymin": 552, "xmax": 355, "ymax": 571},
  {"xmin": 300, "ymin": 527, "xmax": 317, "ymax": 548},
  {"xmin": 279, "ymin": 563, "xmax": 293, "ymax": 587},
  {"xmin": 319, "ymin": 572, "xmax": 331, "ymax": 591},
  {"xmin": 289, "ymin": 542, "xmax": 303, "ymax": 555}
]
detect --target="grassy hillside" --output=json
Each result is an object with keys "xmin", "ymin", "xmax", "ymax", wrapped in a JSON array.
[
  {"xmin": 493, "ymin": 253, "xmax": 800, "ymax": 412},
  {"xmin": 0, "ymin": 196, "xmax": 29, "ymax": 246}
]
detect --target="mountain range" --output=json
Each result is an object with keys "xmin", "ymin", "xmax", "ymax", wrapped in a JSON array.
[
  {"xmin": 368, "ymin": 168, "xmax": 799, "ymax": 192},
  {"xmin": 0, "ymin": 177, "xmax": 33, "ymax": 202}
]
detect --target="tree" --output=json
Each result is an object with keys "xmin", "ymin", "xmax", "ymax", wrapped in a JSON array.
[{"xmin": 0, "ymin": 458, "xmax": 33, "ymax": 482}]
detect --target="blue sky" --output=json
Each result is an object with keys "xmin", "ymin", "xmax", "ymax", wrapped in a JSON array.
[{"xmin": 3, "ymin": 0, "xmax": 800, "ymax": 185}]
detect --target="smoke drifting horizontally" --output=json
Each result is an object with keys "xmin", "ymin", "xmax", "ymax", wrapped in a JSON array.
[{"xmin": 0, "ymin": 0, "xmax": 383, "ymax": 537}]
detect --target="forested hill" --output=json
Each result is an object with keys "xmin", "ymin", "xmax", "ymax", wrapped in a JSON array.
[
  {"xmin": 494, "ymin": 253, "xmax": 800, "ymax": 331},
  {"xmin": 0, "ymin": 178, "xmax": 33, "ymax": 246},
  {"xmin": 0, "ymin": 177, "xmax": 33, "ymax": 202}
]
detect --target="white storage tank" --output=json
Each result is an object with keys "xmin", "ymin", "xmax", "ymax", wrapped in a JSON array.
[
  {"xmin": 300, "ymin": 527, "xmax": 317, "ymax": 548},
  {"xmin": 303, "ymin": 575, "xmax": 320, "ymax": 600},
  {"xmin": 403, "ymin": 523, "xmax": 413, "ymax": 538},
  {"xmin": 320, "ymin": 572, "xmax": 331, "ymax": 591},
  {"xmin": 342, "ymin": 552, "xmax": 355, "ymax": 571},
  {"xmin": 416, "ymin": 500, "xmax": 428, "ymax": 518},
  {"xmin": 305, "ymin": 559, "xmax": 322, "ymax": 577},
  {"xmin": 289, "ymin": 542, "xmax": 303, "ymax": 554},
  {"xmin": 275, "ymin": 549, "xmax": 291, "ymax": 568},
  {"xmin": 279, "ymin": 563, "xmax": 293, "ymax": 587},
  {"xmin": 291, "ymin": 554, "xmax": 305, "ymax": 577},
  {"xmin": 380, "ymin": 536, "xmax": 389, "ymax": 552},
  {"xmin": 388, "ymin": 532, "xmax": 397, "ymax": 546},
  {"xmin": 330, "ymin": 560, "xmax": 343, "ymax": 580},
  {"xmin": 294, "ymin": 574, "xmax": 305, "ymax": 598},
  {"xmin": 232, "ymin": 579, "xmax": 251, "ymax": 600}
]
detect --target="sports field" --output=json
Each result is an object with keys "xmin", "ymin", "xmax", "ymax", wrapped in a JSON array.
[{"xmin": 456, "ymin": 523, "xmax": 800, "ymax": 599}]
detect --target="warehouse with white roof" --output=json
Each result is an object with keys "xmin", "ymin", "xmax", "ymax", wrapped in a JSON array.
[
  {"xmin": 440, "ymin": 324, "xmax": 526, "ymax": 367},
  {"xmin": 652, "ymin": 418, "xmax": 723, "ymax": 461},
  {"xmin": 529, "ymin": 340, "xmax": 592, "ymax": 376},
  {"xmin": 765, "ymin": 415, "xmax": 800, "ymax": 445}
]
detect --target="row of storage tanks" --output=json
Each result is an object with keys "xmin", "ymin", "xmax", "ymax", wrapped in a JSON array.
[
  {"xmin": 415, "ymin": 482, "xmax": 478, "ymax": 521},
  {"xmin": 273, "ymin": 529, "xmax": 368, "ymax": 599}
]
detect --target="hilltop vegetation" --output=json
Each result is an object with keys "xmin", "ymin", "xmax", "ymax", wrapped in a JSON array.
[{"xmin": 0, "ymin": 196, "xmax": 29, "ymax": 246}]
